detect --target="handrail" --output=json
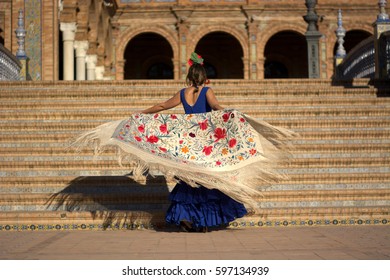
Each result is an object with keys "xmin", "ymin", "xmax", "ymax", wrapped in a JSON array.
[
  {"xmin": 336, "ymin": 36, "xmax": 375, "ymax": 79},
  {"xmin": 0, "ymin": 43, "xmax": 22, "ymax": 81}
]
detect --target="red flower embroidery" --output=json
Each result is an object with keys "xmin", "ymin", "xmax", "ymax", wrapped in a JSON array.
[
  {"xmin": 222, "ymin": 113, "xmax": 231, "ymax": 122},
  {"xmin": 216, "ymin": 161, "xmax": 222, "ymax": 166},
  {"xmin": 134, "ymin": 136, "xmax": 142, "ymax": 142},
  {"xmin": 154, "ymin": 114, "xmax": 159, "ymax": 119},
  {"xmin": 198, "ymin": 119, "xmax": 208, "ymax": 130},
  {"xmin": 146, "ymin": 135, "xmax": 159, "ymax": 144},
  {"xmin": 240, "ymin": 117, "xmax": 245, "ymax": 123},
  {"xmin": 159, "ymin": 147, "xmax": 167, "ymax": 153},
  {"xmin": 214, "ymin": 128, "xmax": 226, "ymax": 142},
  {"xmin": 228, "ymin": 138, "xmax": 237, "ymax": 148},
  {"xmin": 249, "ymin": 149, "xmax": 257, "ymax": 156},
  {"xmin": 202, "ymin": 146, "xmax": 213, "ymax": 156},
  {"xmin": 179, "ymin": 140, "xmax": 183, "ymax": 144},
  {"xmin": 138, "ymin": 125, "xmax": 145, "ymax": 133},
  {"xmin": 159, "ymin": 124, "xmax": 168, "ymax": 134},
  {"xmin": 170, "ymin": 114, "xmax": 177, "ymax": 120}
]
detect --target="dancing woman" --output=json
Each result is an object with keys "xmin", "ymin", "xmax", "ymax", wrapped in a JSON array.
[
  {"xmin": 140, "ymin": 53, "xmax": 247, "ymax": 232},
  {"xmin": 71, "ymin": 52, "xmax": 295, "ymax": 233}
]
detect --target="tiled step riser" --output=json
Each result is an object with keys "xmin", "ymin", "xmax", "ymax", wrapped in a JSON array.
[
  {"xmin": 2, "ymin": 144, "xmax": 389, "ymax": 154},
  {"xmin": 0, "ymin": 158, "xmax": 389, "ymax": 169},
  {"xmin": 1, "ymin": 119, "xmax": 390, "ymax": 130},
  {"xmin": 2, "ymin": 109, "xmax": 390, "ymax": 120},
  {"xmin": 2, "ymin": 130, "xmax": 390, "ymax": 142},
  {"xmin": 1, "ymin": 189, "xmax": 389, "ymax": 203},
  {"xmin": 3, "ymin": 99, "xmax": 390, "ymax": 109},
  {"xmin": 0, "ymin": 208, "xmax": 387, "ymax": 222},
  {"xmin": 1, "ymin": 168, "xmax": 389, "ymax": 177}
]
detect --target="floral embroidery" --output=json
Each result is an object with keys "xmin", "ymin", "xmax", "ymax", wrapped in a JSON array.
[
  {"xmin": 146, "ymin": 135, "xmax": 159, "ymax": 144},
  {"xmin": 160, "ymin": 124, "xmax": 168, "ymax": 134},
  {"xmin": 202, "ymin": 146, "xmax": 213, "ymax": 156},
  {"xmin": 138, "ymin": 125, "xmax": 145, "ymax": 133},
  {"xmin": 228, "ymin": 138, "xmax": 237, "ymax": 148},
  {"xmin": 198, "ymin": 119, "xmax": 208, "ymax": 130},
  {"xmin": 214, "ymin": 128, "xmax": 226, "ymax": 142},
  {"xmin": 181, "ymin": 146, "xmax": 189, "ymax": 154},
  {"xmin": 112, "ymin": 109, "xmax": 261, "ymax": 169}
]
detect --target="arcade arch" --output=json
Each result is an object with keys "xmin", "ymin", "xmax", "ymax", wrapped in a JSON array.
[
  {"xmin": 123, "ymin": 32, "xmax": 174, "ymax": 79},
  {"xmin": 195, "ymin": 31, "xmax": 244, "ymax": 79},
  {"xmin": 264, "ymin": 31, "xmax": 308, "ymax": 79}
]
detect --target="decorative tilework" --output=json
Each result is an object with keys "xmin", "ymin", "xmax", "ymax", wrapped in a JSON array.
[
  {"xmin": 24, "ymin": 0, "xmax": 42, "ymax": 80},
  {"xmin": 0, "ymin": 218, "xmax": 388, "ymax": 231}
]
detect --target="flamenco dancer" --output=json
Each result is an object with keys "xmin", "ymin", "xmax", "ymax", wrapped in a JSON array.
[
  {"xmin": 140, "ymin": 53, "xmax": 247, "ymax": 232},
  {"xmin": 72, "ymin": 52, "xmax": 295, "ymax": 233}
]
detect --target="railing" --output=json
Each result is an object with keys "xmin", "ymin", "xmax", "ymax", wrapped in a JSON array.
[
  {"xmin": 0, "ymin": 43, "xmax": 22, "ymax": 81},
  {"xmin": 378, "ymin": 31, "xmax": 390, "ymax": 78},
  {"xmin": 336, "ymin": 36, "xmax": 375, "ymax": 80}
]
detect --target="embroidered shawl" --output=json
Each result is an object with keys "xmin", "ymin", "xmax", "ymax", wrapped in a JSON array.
[{"xmin": 71, "ymin": 109, "xmax": 296, "ymax": 210}]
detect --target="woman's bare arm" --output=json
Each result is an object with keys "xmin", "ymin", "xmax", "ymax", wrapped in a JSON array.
[
  {"xmin": 206, "ymin": 88, "xmax": 224, "ymax": 111},
  {"xmin": 141, "ymin": 91, "xmax": 181, "ymax": 114}
]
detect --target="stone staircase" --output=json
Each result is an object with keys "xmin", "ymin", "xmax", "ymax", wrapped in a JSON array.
[{"xmin": 0, "ymin": 79, "xmax": 389, "ymax": 231}]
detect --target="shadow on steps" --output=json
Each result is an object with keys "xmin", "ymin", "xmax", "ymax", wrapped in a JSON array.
[{"xmin": 45, "ymin": 175, "xmax": 170, "ymax": 230}]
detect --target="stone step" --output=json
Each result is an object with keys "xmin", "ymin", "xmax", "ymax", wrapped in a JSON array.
[
  {"xmin": 1, "ymin": 118, "xmax": 389, "ymax": 130},
  {"xmin": 2, "ymin": 96, "xmax": 389, "ymax": 109},
  {"xmin": 2, "ymin": 107, "xmax": 390, "ymax": 120},
  {"xmin": 1, "ymin": 168, "xmax": 389, "ymax": 180},
  {"xmin": 0, "ymin": 206, "xmax": 388, "ymax": 230},
  {"xmin": 0, "ymin": 156, "xmax": 388, "ymax": 169},
  {"xmin": 0, "ymin": 90, "xmax": 380, "ymax": 102},
  {"xmin": 2, "ymin": 141, "xmax": 389, "ymax": 154},
  {"xmin": 1, "ymin": 189, "xmax": 388, "ymax": 203},
  {"xmin": 1, "ymin": 129, "xmax": 389, "ymax": 143},
  {"xmin": 0, "ymin": 78, "xmax": 375, "ymax": 87}
]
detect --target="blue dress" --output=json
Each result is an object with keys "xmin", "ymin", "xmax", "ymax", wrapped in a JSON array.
[{"xmin": 165, "ymin": 87, "xmax": 248, "ymax": 229}]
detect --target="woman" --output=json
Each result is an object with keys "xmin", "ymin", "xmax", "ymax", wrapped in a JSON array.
[
  {"xmin": 71, "ymin": 52, "xmax": 294, "ymax": 233},
  {"xmin": 140, "ymin": 53, "xmax": 247, "ymax": 232}
]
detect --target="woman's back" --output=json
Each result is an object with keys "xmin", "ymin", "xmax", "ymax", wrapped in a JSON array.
[{"xmin": 180, "ymin": 86, "xmax": 211, "ymax": 114}]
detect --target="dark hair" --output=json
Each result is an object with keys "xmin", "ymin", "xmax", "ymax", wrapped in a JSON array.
[{"xmin": 186, "ymin": 63, "xmax": 207, "ymax": 93}]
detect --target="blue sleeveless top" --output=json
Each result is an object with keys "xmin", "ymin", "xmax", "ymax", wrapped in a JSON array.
[{"xmin": 180, "ymin": 87, "xmax": 212, "ymax": 114}]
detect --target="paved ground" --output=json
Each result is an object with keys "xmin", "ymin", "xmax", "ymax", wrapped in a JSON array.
[{"xmin": 0, "ymin": 225, "xmax": 389, "ymax": 260}]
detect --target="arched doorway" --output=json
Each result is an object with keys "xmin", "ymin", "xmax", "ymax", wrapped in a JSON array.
[
  {"xmin": 333, "ymin": 30, "xmax": 372, "ymax": 55},
  {"xmin": 0, "ymin": 28, "xmax": 4, "ymax": 45},
  {"xmin": 264, "ymin": 31, "xmax": 308, "ymax": 79},
  {"xmin": 124, "ymin": 32, "xmax": 173, "ymax": 79},
  {"xmin": 195, "ymin": 32, "xmax": 244, "ymax": 79}
]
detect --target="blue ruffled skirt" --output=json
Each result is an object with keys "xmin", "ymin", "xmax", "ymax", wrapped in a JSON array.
[{"xmin": 165, "ymin": 181, "xmax": 247, "ymax": 229}]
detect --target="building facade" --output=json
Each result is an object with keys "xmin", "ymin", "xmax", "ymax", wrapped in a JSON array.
[{"xmin": 0, "ymin": 0, "xmax": 378, "ymax": 81}]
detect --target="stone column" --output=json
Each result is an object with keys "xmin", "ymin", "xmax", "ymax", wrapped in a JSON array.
[
  {"xmin": 247, "ymin": 16, "xmax": 259, "ymax": 80},
  {"xmin": 303, "ymin": 0, "xmax": 322, "ymax": 78},
  {"xmin": 86, "ymin": 54, "xmax": 97, "ymax": 80},
  {"xmin": 60, "ymin": 22, "xmax": 77, "ymax": 80},
  {"xmin": 74, "ymin": 41, "xmax": 89, "ymax": 80},
  {"xmin": 95, "ymin": 65, "xmax": 105, "ymax": 80},
  {"xmin": 177, "ymin": 20, "xmax": 190, "ymax": 80},
  {"xmin": 172, "ymin": 9, "xmax": 193, "ymax": 80}
]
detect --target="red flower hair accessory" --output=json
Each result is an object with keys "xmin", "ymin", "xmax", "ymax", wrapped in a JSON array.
[{"xmin": 188, "ymin": 52, "xmax": 204, "ymax": 66}]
